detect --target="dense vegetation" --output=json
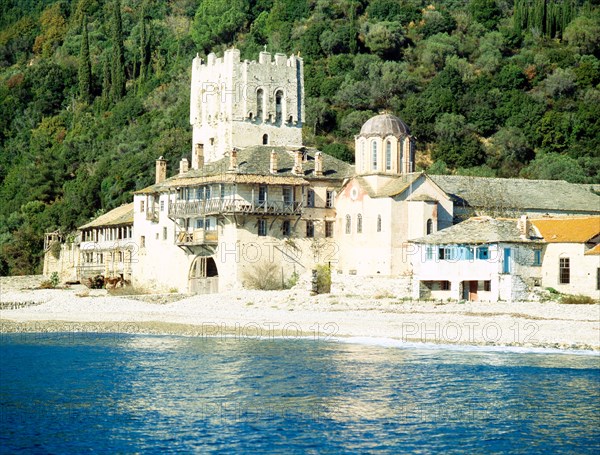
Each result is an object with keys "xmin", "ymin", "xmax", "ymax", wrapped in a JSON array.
[{"xmin": 0, "ymin": 0, "xmax": 598, "ymax": 275}]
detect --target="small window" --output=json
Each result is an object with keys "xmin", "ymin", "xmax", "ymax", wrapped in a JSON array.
[
  {"xmin": 275, "ymin": 90, "xmax": 283, "ymax": 124},
  {"xmin": 425, "ymin": 246, "xmax": 434, "ymax": 261},
  {"xmin": 325, "ymin": 221, "xmax": 334, "ymax": 238},
  {"xmin": 98, "ymin": 253, "xmax": 104, "ymax": 264},
  {"xmin": 559, "ymin": 257, "xmax": 570, "ymax": 284},
  {"xmin": 258, "ymin": 185, "xmax": 267, "ymax": 204},
  {"xmin": 163, "ymin": 227, "xmax": 167, "ymax": 240},
  {"xmin": 283, "ymin": 187, "xmax": 293, "ymax": 206},
  {"xmin": 326, "ymin": 190, "xmax": 334, "ymax": 208},
  {"xmin": 205, "ymin": 186, "xmax": 211, "ymax": 199},
  {"xmin": 160, "ymin": 200, "xmax": 165, "ymax": 212},
  {"xmin": 477, "ymin": 246, "xmax": 489, "ymax": 260},
  {"xmin": 371, "ymin": 141, "xmax": 378, "ymax": 171},
  {"xmin": 257, "ymin": 89, "xmax": 264, "ymax": 119},
  {"xmin": 220, "ymin": 184, "xmax": 225, "ymax": 200},
  {"xmin": 306, "ymin": 220, "xmax": 314, "ymax": 238},
  {"xmin": 140, "ymin": 200, "xmax": 145, "ymax": 213},
  {"xmin": 377, "ymin": 215, "xmax": 382, "ymax": 232},
  {"xmin": 484, "ymin": 280, "xmax": 491, "ymax": 292},
  {"xmin": 426, "ymin": 219, "xmax": 433, "ymax": 235},
  {"xmin": 345, "ymin": 215, "xmax": 351, "ymax": 234},
  {"xmin": 357, "ymin": 214, "xmax": 363, "ymax": 234},
  {"xmin": 440, "ymin": 281, "xmax": 450, "ymax": 291},
  {"xmin": 306, "ymin": 189, "xmax": 315, "ymax": 208},
  {"xmin": 533, "ymin": 249, "xmax": 542, "ymax": 266},
  {"xmin": 385, "ymin": 141, "xmax": 392, "ymax": 171},
  {"xmin": 282, "ymin": 220, "xmax": 291, "ymax": 237},
  {"xmin": 503, "ymin": 248, "xmax": 512, "ymax": 274},
  {"xmin": 262, "ymin": 134, "xmax": 269, "ymax": 145},
  {"xmin": 597, "ymin": 268, "xmax": 600, "ymax": 291},
  {"xmin": 140, "ymin": 236, "xmax": 145, "ymax": 248},
  {"xmin": 196, "ymin": 219, "xmax": 204, "ymax": 229},
  {"xmin": 258, "ymin": 219, "xmax": 267, "ymax": 237},
  {"xmin": 118, "ymin": 251, "xmax": 124, "ymax": 262}
]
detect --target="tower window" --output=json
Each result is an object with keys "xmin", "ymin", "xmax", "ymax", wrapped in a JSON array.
[
  {"xmin": 275, "ymin": 90, "xmax": 283, "ymax": 124},
  {"xmin": 357, "ymin": 214, "xmax": 363, "ymax": 234},
  {"xmin": 426, "ymin": 219, "xmax": 433, "ymax": 235},
  {"xmin": 386, "ymin": 141, "xmax": 392, "ymax": 171},
  {"xmin": 372, "ymin": 141, "xmax": 377, "ymax": 171},
  {"xmin": 345, "ymin": 215, "xmax": 351, "ymax": 234},
  {"xmin": 377, "ymin": 215, "xmax": 382, "ymax": 232},
  {"xmin": 257, "ymin": 89, "xmax": 264, "ymax": 120},
  {"xmin": 262, "ymin": 134, "xmax": 269, "ymax": 145},
  {"xmin": 282, "ymin": 220, "xmax": 291, "ymax": 236}
]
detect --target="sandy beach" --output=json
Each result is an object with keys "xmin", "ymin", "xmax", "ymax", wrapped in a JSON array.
[{"xmin": 1, "ymin": 276, "xmax": 599, "ymax": 351}]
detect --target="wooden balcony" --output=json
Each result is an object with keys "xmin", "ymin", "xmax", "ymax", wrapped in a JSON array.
[
  {"xmin": 169, "ymin": 198, "xmax": 303, "ymax": 218},
  {"xmin": 176, "ymin": 229, "xmax": 218, "ymax": 246}
]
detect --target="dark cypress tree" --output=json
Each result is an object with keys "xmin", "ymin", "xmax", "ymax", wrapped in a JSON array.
[
  {"xmin": 110, "ymin": 0, "xmax": 125, "ymax": 102},
  {"xmin": 101, "ymin": 53, "xmax": 111, "ymax": 109},
  {"xmin": 78, "ymin": 15, "xmax": 92, "ymax": 103},
  {"xmin": 139, "ymin": 4, "xmax": 150, "ymax": 84}
]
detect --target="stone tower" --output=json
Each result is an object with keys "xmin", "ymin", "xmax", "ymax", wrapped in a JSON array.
[
  {"xmin": 189, "ymin": 48, "xmax": 304, "ymax": 167},
  {"xmin": 354, "ymin": 113, "xmax": 415, "ymax": 175}
]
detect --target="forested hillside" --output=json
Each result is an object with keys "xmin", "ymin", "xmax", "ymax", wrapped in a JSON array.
[{"xmin": 0, "ymin": 0, "xmax": 598, "ymax": 275}]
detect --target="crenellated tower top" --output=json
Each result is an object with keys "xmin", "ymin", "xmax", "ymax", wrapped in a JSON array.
[{"xmin": 189, "ymin": 48, "xmax": 304, "ymax": 167}]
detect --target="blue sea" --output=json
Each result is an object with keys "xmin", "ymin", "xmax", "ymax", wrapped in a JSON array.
[{"xmin": 1, "ymin": 333, "xmax": 599, "ymax": 454}]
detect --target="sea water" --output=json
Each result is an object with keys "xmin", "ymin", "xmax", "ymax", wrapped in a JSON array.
[{"xmin": 1, "ymin": 333, "xmax": 598, "ymax": 454}]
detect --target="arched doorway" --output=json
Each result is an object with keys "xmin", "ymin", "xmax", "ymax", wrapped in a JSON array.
[{"xmin": 189, "ymin": 256, "xmax": 219, "ymax": 294}]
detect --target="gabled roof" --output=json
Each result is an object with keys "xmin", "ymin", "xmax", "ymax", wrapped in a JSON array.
[
  {"xmin": 411, "ymin": 217, "xmax": 541, "ymax": 245},
  {"xmin": 135, "ymin": 146, "xmax": 354, "ymax": 194},
  {"xmin": 585, "ymin": 244, "xmax": 600, "ymax": 256},
  {"xmin": 79, "ymin": 203, "xmax": 134, "ymax": 230},
  {"xmin": 429, "ymin": 175, "xmax": 600, "ymax": 213},
  {"xmin": 353, "ymin": 173, "xmax": 423, "ymax": 198},
  {"xmin": 532, "ymin": 217, "xmax": 600, "ymax": 243}
]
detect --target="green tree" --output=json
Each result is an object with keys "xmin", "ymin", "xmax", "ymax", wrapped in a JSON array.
[
  {"xmin": 110, "ymin": 0, "xmax": 126, "ymax": 102},
  {"xmin": 78, "ymin": 15, "xmax": 92, "ymax": 103},
  {"xmin": 191, "ymin": 0, "xmax": 249, "ymax": 52},
  {"xmin": 469, "ymin": 0, "xmax": 502, "ymax": 28},
  {"xmin": 521, "ymin": 153, "xmax": 587, "ymax": 183}
]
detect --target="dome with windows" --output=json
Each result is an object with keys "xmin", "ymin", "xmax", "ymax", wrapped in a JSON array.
[{"xmin": 359, "ymin": 113, "xmax": 410, "ymax": 138}]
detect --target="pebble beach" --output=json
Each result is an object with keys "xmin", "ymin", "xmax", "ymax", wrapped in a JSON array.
[{"xmin": 1, "ymin": 276, "xmax": 599, "ymax": 352}]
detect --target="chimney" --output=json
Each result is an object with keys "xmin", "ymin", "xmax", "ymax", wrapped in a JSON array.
[
  {"xmin": 155, "ymin": 156, "xmax": 167, "ymax": 184},
  {"xmin": 314, "ymin": 151, "xmax": 323, "ymax": 177},
  {"xmin": 179, "ymin": 157, "xmax": 189, "ymax": 175},
  {"xmin": 194, "ymin": 143, "xmax": 204, "ymax": 170},
  {"xmin": 270, "ymin": 150, "xmax": 278, "ymax": 174},
  {"xmin": 518, "ymin": 214, "xmax": 530, "ymax": 239},
  {"xmin": 293, "ymin": 150, "xmax": 303, "ymax": 175},
  {"xmin": 228, "ymin": 148, "xmax": 238, "ymax": 172}
]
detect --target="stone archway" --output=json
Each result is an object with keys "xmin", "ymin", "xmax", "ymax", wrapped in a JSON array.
[{"xmin": 189, "ymin": 256, "xmax": 219, "ymax": 294}]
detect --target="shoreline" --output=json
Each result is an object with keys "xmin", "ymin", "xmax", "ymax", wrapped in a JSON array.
[
  {"xmin": 1, "ymin": 279, "xmax": 599, "ymax": 353},
  {"xmin": 1, "ymin": 319, "xmax": 599, "ymax": 354}
]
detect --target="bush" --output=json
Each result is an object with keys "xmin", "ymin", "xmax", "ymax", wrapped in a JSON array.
[
  {"xmin": 560, "ymin": 294, "xmax": 596, "ymax": 305},
  {"xmin": 243, "ymin": 262, "xmax": 287, "ymax": 290},
  {"xmin": 314, "ymin": 264, "xmax": 331, "ymax": 294}
]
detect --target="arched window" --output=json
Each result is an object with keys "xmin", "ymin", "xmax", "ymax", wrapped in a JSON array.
[
  {"xmin": 385, "ymin": 140, "xmax": 392, "ymax": 171},
  {"xmin": 360, "ymin": 140, "xmax": 365, "ymax": 172},
  {"xmin": 256, "ymin": 89, "xmax": 264, "ymax": 120},
  {"xmin": 345, "ymin": 215, "xmax": 351, "ymax": 234},
  {"xmin": 371, "ymin": 141, "xmax": 377, "ymax": 171},
  {"xmin": 426, "ymin": 219, "xmax": 433, "ymax": 235},
  {"xmin": 275, "ymin": 90, "xmax": 283, "ymax": 124},
  {"xmin": 357, "ymin": 214, "xmax": 363, "ymax": 233},
  {"xmin": 262, "ymin": 134, "xmax": 269, "ymax": 145},
  {"xmin": 377, "ymin": 215, "xmax": 382, "ymax": 232}
]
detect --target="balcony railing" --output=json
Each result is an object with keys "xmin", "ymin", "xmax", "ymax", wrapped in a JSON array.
[
  {"xmin": 169, "ymin": 198, "xmax": 303, "ymax": 218},
  {"xmin": 176, "ymin": 229, "xmax": 218, "ymax": 246}
]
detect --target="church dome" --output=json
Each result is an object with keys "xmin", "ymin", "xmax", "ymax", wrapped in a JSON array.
[{"xmin": 359, "ymin": 113, "xmax": 410, "ymax": 138}]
